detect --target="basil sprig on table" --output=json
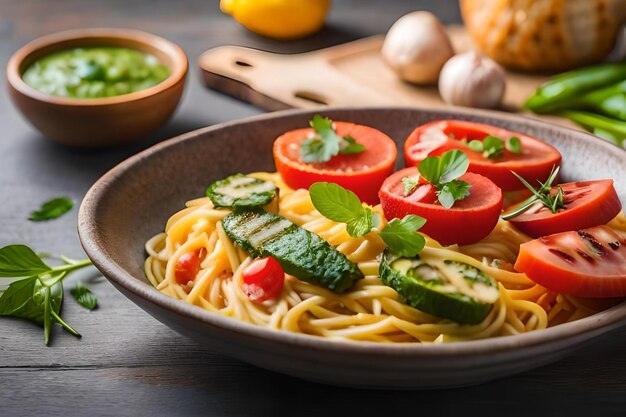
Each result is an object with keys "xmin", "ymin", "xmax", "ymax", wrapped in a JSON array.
[
  {"xmin": 405, "ymin": 150, "xmax": 472, "ymax": 209},
  {"xmin": 0, "ymin": 244, "xmax": 94, "ymax": 345},
  {"xmin": 300, "ymin": 115, "xmax": 365, "ymax": 163},
  {"xmin": 309, "ymin": 182, "xmax": 426, "ymax": 258},
  {"xmin": 29, "ymin": 197, "xmax": 74, "ymax": 221}
]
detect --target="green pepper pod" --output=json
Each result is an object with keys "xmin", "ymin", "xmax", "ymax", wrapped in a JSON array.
[{"xmin": 525, "ymin": 62, "xmax": 626, "ymax": 114}]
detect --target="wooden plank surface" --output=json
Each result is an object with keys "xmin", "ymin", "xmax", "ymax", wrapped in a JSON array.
[{"xmin": 1, "ymin": 1, "xmax": 626, "ymax": 416}]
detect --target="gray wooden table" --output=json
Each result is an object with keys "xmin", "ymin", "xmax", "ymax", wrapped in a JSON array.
[{"xmin": 1, "ymin": 1, "xmax": 626, "ymax": 416}]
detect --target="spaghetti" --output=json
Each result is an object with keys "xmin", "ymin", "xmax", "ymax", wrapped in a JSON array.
[{"xmin": 144, "ymin": 172, "xmax": 625, "ymax": 343}]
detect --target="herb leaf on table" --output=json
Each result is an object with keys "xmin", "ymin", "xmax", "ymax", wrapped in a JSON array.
[
  {"xmin": 71, "ymin": 283, "xmax": 98, "ymax": 310},
  {"xmin": 29, "ymin": 197, "xmax": 74, "ymax": 221}
]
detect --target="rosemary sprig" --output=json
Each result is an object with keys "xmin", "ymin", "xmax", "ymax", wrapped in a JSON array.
[{"xmin": 501, "ymin": 166, "xmax": 564, "ymax": 220}]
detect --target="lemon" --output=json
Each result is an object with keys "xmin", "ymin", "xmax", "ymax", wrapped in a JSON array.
[{"xmin": 220, "ymin": 0, "xmax": 331, "ymax": 40}]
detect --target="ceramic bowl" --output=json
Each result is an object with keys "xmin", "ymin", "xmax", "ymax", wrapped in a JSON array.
[
  {"xmin": 6, "ymin": 28, "xmax": 188, "ymax": 147},
  {"xmin": 78, "ymin": 107, "xmax": 626, "ymax": 389}
]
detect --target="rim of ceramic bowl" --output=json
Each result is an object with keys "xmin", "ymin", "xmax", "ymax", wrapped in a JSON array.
[
  {"xmin": 6, "ymin": 27, "xmax": 188, "ymax": 107},
  {"xmin": 78, "ymin": 106, "xmax": 626, "ymax": 357}
]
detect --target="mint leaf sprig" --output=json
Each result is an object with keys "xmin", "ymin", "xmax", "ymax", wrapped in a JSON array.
[
  {"xmin": 501, "ymin": 166, "xmax": 563, "ymax": 220},
  {"xmin": 0, "ymin": 245, "xmax": 93, "ymax": 345},
  {"xmin": 407, "ymin": 150, "xmax": 472, "ymax": 209},
  {"xmin": 309, "ymin": 182, "xmax": 426, "ymax": 258},
  {"xmin": 300, "ymin": 115, "xmax": 365, "ymax": 163}
]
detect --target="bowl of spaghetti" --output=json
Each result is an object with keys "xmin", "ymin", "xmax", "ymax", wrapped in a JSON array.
[{"xmin": 78, "ymin": 107, "xmax": 626, "ymax": 389}]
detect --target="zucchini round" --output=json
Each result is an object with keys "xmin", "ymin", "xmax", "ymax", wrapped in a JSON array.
[{"xmin": 379, "ymin": 251, "xmax": 499, "ymax": 324}]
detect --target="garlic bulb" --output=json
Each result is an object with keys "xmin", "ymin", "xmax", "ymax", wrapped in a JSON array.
[
  {"xmin": 381, "ymin": 11, "xmax": 454, "ymax": 85},
  {"xmin": 438, "ymin": 51, "xmax": 506, "ymax": 109}
]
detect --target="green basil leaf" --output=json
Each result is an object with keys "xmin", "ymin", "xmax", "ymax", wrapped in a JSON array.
[
  {"xmin": 437, "ymin": 180, "xmax": 472, "ymax": 209},
  {"xmin": 379, "ymin": 215, "xmax": 427, "ymax": 258},
  {"xmin": 339, "ymin": 135, "xmax": 365, "ymax": 155},
  {"xmin": 417, "ymin": 156, "xmax": 443, "ymax": 184},
  {"xmin": 439, "ymin": 150, "xmax": 470, "ymax": 183},
  {"xmin": 301, "ymin": 115, "xmax": 366, "ymax": 162},
  {"xmin": 482, "ymin": 136, "xmax": 505, "ymax": 159},
  {"xmin": 507, "ymin": 136, "xmax": 522, "ymax": 153},
  {"xmin": 300, "ymin": 138, "xmax": 334, "ymax": 163},
  {"xmin": 310, "ymin": 182, "xmax": 365, "ymax": 223},
  {"xmin": 28, "ymin": 197, "xmax": 74, "ymax": 222},
  {"xmin": 0, "ymin": 245, "xmax": 51, "ymax": 278},
  {"xmin": 346, "ymin": 211, "xmax": 373, "ymax": 237},
  {"xmin": 402, "ymin": 177, "xmax": 418, "ymax": 196},
  {"xmin": 300, "ymin": 115, "xmax": 341, "ymax": 163},
  {"xmin": 0, "ymin": 277, "xmax": 62, "ymax": 326},
  {"xmin": 71, "ymin": 283, "xmax": 98, "ymax": 310}
]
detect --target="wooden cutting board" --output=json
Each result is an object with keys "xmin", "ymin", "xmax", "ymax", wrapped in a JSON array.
[{"xmin": 198, "ymin": 26, "xmax": 569, "ymax": 126}]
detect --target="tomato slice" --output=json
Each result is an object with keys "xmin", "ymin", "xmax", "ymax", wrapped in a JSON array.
[
  {"xmin": 403, "ymin": 120, "xmax": 562, "ymax": 191},
  {"xmin": 515, "ymin": 225, "xmax": 626, "ymax": 298},
  {"xmin": 508, "ymin": 179, "xmax": 622, "ymax": 238},
  {"xmin": 174, "ymin": 249, "xmax": 205, "ymax": 285},
  {"xmin": 273, "ymin": 121, "xmax": 397, "ymax": 204},
  {"xmin": 242, "ymin": 257, "xmax": 285, "ymax": 303},
  {"xmin": 379, "ymin": 167, "xmax": 503, "ymax": 246}
]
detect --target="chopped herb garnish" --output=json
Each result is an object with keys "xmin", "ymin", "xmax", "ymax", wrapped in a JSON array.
[
  {"xmin": 300, "ymin": 115, "xmax": 365, "ymax": 163},
  {"xmin": 468, "ymin": 135, "xmax": 504, "ymax": 158},
  {"xmin": 506, "ymin": 136, "xmax": 522, "ymax": 153},
  {"xmin": 402, "ymin": 177, "xmax": 418, "ymax": 196},
  {"xmin": 417, "ymin": 150, "xmax": 472, "ymax": 208},
  {"xmin": 0, "ymin": 244, "xmax": 93, "ymax": 345},
  {"xmin": 29, "ymin": 197, "xmax": 74, "ymax": 222},
  {"xmin": 501, "ymin": 166, "xmax": 563, "ymax": 220},
  {"xmin": 309, "ymin": 182, "xmax": 426, "ymax": 257},
  {"xmin": 467, "ymin": 135, "xmax": 523, "ymax": 158}
]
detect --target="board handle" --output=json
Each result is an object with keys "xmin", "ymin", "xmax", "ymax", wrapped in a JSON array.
[
  {"xmin": 199, "ymin": 45, "xmax": 395, "ymax": 111},
  {"xmin": 199, "ymin": 46, "xmax": 294, "ymax": 111}
]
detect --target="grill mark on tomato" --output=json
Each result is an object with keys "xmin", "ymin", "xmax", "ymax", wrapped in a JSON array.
[
  {"xmin": 576, "ymin": 249, "xmax": 596, "ymax": 264},
  {"xmin": 577, "ymin": 230, "xmax": 607, "ymax": 256},
  {"xmin": 549, "ymin": 248, "xmax": 576, "ymax": 264}
]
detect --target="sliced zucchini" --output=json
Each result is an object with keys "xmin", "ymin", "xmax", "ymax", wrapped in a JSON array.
[
  {"xmin": 222, "ymin": 209, "xmax": 364, "ymax": 292},
  {"xmin": 379, "ymin": 251, "xmax": 499, "ymax": 324},
  {"xmin": 206, "ymin": 174, "xmax": 277, "ymax": 209}
]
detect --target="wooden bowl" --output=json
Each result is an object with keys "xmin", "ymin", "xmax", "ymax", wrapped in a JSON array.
[
  {"xmin": 6, "ymin": 28, "xmax": 188, "ymax": 147},
  {"xmin": 78, "ymin": 107, "xmax": 626, "ymax": 389}
]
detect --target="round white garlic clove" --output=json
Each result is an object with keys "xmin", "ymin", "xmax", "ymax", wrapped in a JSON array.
[
  {"xmin": 381, "ymin": 11, "xmax": 455, "ymax": 85},
  {"xmin": 438, "ymin": 51, "xmax": 506, "ymax": 109}
]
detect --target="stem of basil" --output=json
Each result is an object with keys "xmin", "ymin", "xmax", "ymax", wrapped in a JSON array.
[
  {"xmin": 44, "ymin": 286, "xmax": 52, "ymax": 346},
  {"xmin": 50, "ymin": 310, "xmax": 81, "ymax": 337}
]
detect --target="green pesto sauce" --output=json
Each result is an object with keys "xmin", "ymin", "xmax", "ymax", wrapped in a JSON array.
[{"xmin": 22, "ymin": 47, "xmax": 171, "ymax": 99}]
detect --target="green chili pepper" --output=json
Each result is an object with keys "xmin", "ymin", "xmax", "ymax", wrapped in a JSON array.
[
  {"xmin": 561, "ymin": 110, "xmax": 626, "ymax": 148},
  {"xmin": 525, "ymin": 62, "xmax": 626, "ymax": 113}
]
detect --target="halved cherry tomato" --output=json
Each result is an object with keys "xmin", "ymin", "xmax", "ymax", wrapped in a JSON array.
[
  {"xmin": 508, "ymin": 179, "xmax": 622, "ymax": 238},
  {"xmin": 515, "ymin": 225, "xmax": 626, "ymax": 298},
  {"xmin": 174, "ymin": 249, "xmax": 205, "ymax": 285},
  {"xmin": 404, "ymin": 120, "xmax": 562, "ymax": 191},
  {"xmin": 242, "ymin": 257, "xmax": 285, "ymax": 303},
  {"xmin": 273, "ymin": 121, "xmax": 397, "ymax": 205},
  {"xmin": 379, "ymin": 167, "xmax": 503, "ymax": 246}
]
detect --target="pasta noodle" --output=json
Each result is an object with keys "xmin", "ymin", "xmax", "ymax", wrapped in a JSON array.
[{"xmin": 145, "ymin": 172, "xmax": 626, "ymax": 343}]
